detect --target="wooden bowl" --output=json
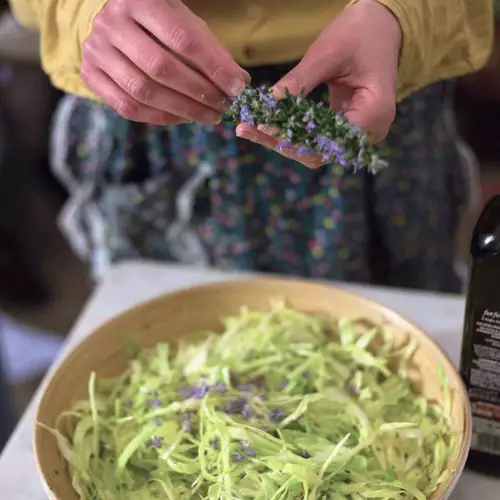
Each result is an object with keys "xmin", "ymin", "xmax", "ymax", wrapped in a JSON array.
[{"xmin": 34, "ymin": 278, "xmax": 471, "ymax": 500}]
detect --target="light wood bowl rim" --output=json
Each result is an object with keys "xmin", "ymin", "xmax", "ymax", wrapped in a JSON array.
[{"xmin": 33, "ymin": 277, "xmax": 472, "ymax": 499}]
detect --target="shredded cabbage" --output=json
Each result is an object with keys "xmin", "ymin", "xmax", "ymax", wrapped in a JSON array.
[{"xmin": 42, "ymin": 301, "xmax": 457, "ymax": 499}]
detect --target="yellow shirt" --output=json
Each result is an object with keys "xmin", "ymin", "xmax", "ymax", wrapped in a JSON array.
[{"xmin": 9, "ymin": 0, "xmax": 493, "ymax": 102}]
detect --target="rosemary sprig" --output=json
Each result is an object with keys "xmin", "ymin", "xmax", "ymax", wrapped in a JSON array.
[{"xmin": 226, "ymin": 85, "xmax": 387, "ymax": 173}]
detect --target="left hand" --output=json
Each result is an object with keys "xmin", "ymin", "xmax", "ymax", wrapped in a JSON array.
[{"xmin": 235, "ymin": 0, "xmax": 402, "ymax": 168}]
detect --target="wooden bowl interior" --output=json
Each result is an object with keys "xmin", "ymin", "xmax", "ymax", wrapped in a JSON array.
[{"xmin": 34, "ymin": 278, "xmax": 470, "ymax": 500}]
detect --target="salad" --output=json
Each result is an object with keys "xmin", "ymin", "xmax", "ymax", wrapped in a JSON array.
[{"xmin": 42, "ymin": 301, "xmax": 456, "ymax": 499}]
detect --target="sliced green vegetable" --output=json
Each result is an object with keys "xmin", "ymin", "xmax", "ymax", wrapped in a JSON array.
[{"xmin": 42, "ymin": 301, "xmax": 455, "ymax": 499}]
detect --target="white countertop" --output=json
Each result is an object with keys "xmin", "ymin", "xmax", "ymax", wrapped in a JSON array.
[{"xmin": 0, "ymin": 261, "xmax": 498, "ymax": 499}]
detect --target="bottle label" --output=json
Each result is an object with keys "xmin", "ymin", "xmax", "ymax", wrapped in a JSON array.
[
  {"xmin": 472, "ymin": 415, "xmax": 500, "ymax": 456},
  {"xmin": 468, "ymin": 307, "xmax": 500, "ymax": 455}
]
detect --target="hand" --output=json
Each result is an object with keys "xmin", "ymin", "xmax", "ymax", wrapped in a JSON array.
[
  {"xmin": 236, "ymin": 0, "xmax": 402, "ymax": 168},
  {"xmin": 82, "ymin": 0, "xmax": 250, "ymax": 125}
]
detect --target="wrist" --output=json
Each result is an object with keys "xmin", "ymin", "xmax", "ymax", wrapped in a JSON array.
[
  {"xmin": 347, "ymin": 0, "xmax": 402, "ymax": 57},
  {"xmin": 364, "ymin": 0, "xmax": 402, "ymax": 48}
]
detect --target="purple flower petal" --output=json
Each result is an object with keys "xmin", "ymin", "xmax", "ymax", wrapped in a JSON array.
[
  {"xmin": 147, "ymin": 436, "xmax": 163, "ymax": 448},
  {"xmin": 277, "ymin": 140, "xmax": 293, "ymax": 153},
  {"xmin": 269, "ymin": 408, "xmax": 285, "ymax": 423},
  {"xmin": 305, "ymin": 121, "xmax": 317, "ymax": 132},
  {"xmin": 345, "ymin": 384, "xmax": 359, "ymax": 395},
  {"xmin": 297, "ymin": 146, "xmax": 312, "ymax": 157},
  {"xmin": 179, "ymin": 387, "xmax": 192, "ymax": 399},
  {"xmin": 239, "ymin": 104, "xmax": 255, "ymax": 126}
]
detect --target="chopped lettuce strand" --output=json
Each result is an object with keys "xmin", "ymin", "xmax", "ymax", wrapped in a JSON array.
[{"xmin": 42, "ymin": 301, "xmax": 456, "ymax": 499}]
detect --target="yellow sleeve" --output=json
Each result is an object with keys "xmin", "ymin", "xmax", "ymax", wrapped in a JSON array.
[
  {"xmin": 349, "ymin": 0, "xmax": 494, "ymax": 101},
  {"xmin": 9, "ymin": 0, "xmax": 107, "ymax": 99}
]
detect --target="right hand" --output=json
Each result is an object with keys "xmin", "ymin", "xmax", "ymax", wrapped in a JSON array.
[{"xmin": 81, "ymin": 0, "xmax": 250, "ymax": 125}]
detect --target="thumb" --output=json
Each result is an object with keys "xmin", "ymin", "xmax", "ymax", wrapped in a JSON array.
[
  {"xmin": 344, "ymin": 87, "xmax": 396, "ymax": 142},
  {"xmin": 271, "ymin": 48, "xmax": 334, "ymax": 99}
]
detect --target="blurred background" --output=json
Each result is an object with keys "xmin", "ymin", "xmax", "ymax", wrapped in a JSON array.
[{"xmin": 0, "ymin": 3, "xmax": 499, "ymax": 448}]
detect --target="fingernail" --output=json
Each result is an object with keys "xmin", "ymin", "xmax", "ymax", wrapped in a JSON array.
[
  {"xmin": 270, "ymin": 86, "xmax": 285, "ymax": 99},
  {"xmin": 228, "ymin": 79, "xmax": 246, "ymax": 97},
  {"xmin": 220, "ymin": 96, "xmax": 230, "ymax": 110},
  {"xmin": 212, "ymin": 114, "xmax": 223, "ymax": 125}
]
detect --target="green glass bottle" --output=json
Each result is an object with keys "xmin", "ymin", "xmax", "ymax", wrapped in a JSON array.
[{"xmin": 460, "ymin": 195, "xmax": 500, "ymax": 475}]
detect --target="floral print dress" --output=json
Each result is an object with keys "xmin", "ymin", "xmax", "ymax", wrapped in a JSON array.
[{"xmin": 50, "ymin": 64, "xmax": 473, "ymax": 293}]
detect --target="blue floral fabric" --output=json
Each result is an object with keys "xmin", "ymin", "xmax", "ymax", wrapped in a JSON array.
[{"xmin": 51, "ymin": 76, "xmax": 466, "ymax": 293}]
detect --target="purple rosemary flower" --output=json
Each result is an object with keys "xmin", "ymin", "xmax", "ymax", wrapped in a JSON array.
[
  {"xmin": 147, "ymin": 436, "xmax": 163, "ymax": 448},
  {"xmin": 232, "ymin": 452, "xmax": 244, "ymax": 463},
  {"xmin": 345, "ymin": 384, "xmax": 359, "ymax": 396},
  {"xmin": 210, "ymin": 438, "xmax": 219, "ymax": 450},
  {"xmin": 277, "ymin": 140, "xmax": 293, "ymax": 153},
  {"xmin": 257, "ymin": 86, "xmax": 277, "ymax": 110},
  {"xmin": 239, "ymin": 441, "xmax": 256, "ymax": 457},
  {"xmin": 147, "ymin": 398, "xmax": 161, "ymax": 407},
  {"xmin": 191, "ymin": 380, "xmax": 211, "ymax": 399},
  {"xmin": 179, "ymin": 386, "xmax": 192, "ymax": 399},
  {"xmin": 315, "ymin": 135, "xmax": 345, "ymax": 164},
  {"xmin": 152, "ymin": 416, "xmax": 162, "ymax": 427},
  {"xmin": 297, "ymin": 146, "xmax": 312, "ymax": 157},
  {"xmin": 279, "ymin": 381, "xmax": 288, "ymax": 389},
  {"xmin": 302, "ymin": 370, "xmax": 310, "ymax": 379},
  {"xmin": 269, "ymin": 408, "xmax": 285, "ymax": 423},
  {"xmin": 239, "ymin": 105, "xmax": 255, "ymax": 126},
  {"xmin": 182, "ymin": 412, "xmax": 193, "ymax": 432},
  {"xmin": 225, "ymin": 397, "xmax": 248, "ymax": 414},
  {"xmin": 305, "ymin": 120, "xmax": 317, "ymax": 132}
]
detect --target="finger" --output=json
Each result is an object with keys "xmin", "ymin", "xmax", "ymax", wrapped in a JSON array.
[
  {"xmin": 271, "ymin": 42, "xmax": 335, "ymax": 99},
  {"xmin": 130, "ymin": 0, "xmax": 250, "ymax": 96},
  {"xmin": 236, "ymin": 123, "xmax": 324, "ymax": 169},
  {"xmin": 328, "ymin": 85, "xmax": 353, "ymax": 113},
  {"xmin": 343, "ymin": 87, "xmax": 396, "ymax": 142},
  {"xmin": 84, "ymin": 42, "xmax": 222, "ymax": 124},
  {"xmin": 81, "ymin": 61, "xmax": 190, "ymax": 125},
  {"xmin": 255, "ymin": 125, "xmax": 323, "ymax": 166},
  {"xmin": 108, "ymin": 20, "xmax": 228, "ymax": 113}
]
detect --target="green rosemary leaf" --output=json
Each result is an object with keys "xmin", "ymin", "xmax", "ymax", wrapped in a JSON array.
[{"xmin": 226, "ymin": 85, "xmax": 387, "ymax": 173}]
